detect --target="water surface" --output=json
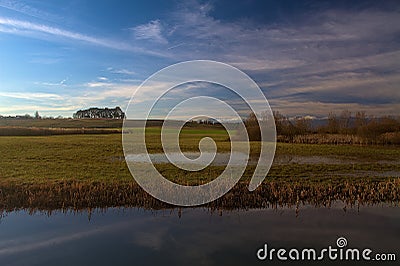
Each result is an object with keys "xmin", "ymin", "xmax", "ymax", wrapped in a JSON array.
[{"xmin": 0, "ymin": 204, "xmax": 398, "ymax": 265}]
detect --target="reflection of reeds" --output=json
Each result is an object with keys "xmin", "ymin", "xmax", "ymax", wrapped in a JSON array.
[{"xmin": 0, "ymin": 179, "xmax": 398, "ymax": 212}]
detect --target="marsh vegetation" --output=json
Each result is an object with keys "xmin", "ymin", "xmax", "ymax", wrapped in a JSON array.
[{"xmin": 0, "ymin": 122, "xmax": 399, "ymax": 211}]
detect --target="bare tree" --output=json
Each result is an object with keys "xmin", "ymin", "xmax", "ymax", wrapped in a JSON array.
[
  {"xmin": 339, "ymin": 110, "xmax": 351, "ymax": 134},
  {"xmin": 327, "ymin": 112, "xmax": 339, "ymax": 133},
  {"xmin": 294, "ymin": 117, "xmax": 311, "ymax": 135},
  {"xmin": 34, "ymin": 111, "xmax": 41, "ymax": 119}
]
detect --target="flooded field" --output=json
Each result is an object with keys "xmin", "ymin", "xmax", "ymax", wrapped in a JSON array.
[
  {"xmin": 126, "ymin": 152, "xmax": 400, "ymax": 166},
  {"xmin": 126, "ymin": 152, "xmax": 246, "ymax": 166},
  {"xmin": 124, "ymin": 152, "xmax": 400, "ymax": 179}
]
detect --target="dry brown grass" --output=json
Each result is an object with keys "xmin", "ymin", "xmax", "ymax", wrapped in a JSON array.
[
  {"xmin": 0, "ymin": 126, "xmax": 121, "ymax": 136},
  {"xmin": 0, "ymin": 179, "xmax": 398, "ymax": 212},
  {"xmin": 278, "ymin": 133, "xmax": 400, "ymax": 145}
]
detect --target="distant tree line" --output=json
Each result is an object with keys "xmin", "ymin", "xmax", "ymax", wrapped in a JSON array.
[
  {"xmin": 0, "ymin": 107, "xmax": 125, "ymax": 120},
  {"xmin": 0, "ymin": 111, "xmax": 57, "ymax": 120},
  {"xmin": 73, "ymin": 107, "xmax": 125, "ymax": 119},
  {"xmin": 243, "ymin": 110, "xmax": 400, "ymax": 145}
]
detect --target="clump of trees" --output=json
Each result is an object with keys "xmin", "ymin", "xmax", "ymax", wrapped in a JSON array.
[
  {"xmin": 242, "ymin": 111, "xmax": 313, "ymax": 141},
  {"xmin": 316, "ymin": 110, "xmax": 400, "ymax": 144},
  {"xmin": 243, "ymin": 112, "xmax": 261, "ymax": 141},
  {"xmin": 273, "ymin": 111, "xmax": 312, "ymax": 142},
  {"xmin": 242, "ymin": 110, "xmax": 400, "ymax": 145},
  {"xmin": 73, "ymin": 107, "xmax": 125, "ymax": 119}
]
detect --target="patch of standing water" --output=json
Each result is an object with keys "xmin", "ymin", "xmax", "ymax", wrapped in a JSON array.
[
  {"xmin": 126, "ymin": 152, "xmax": 249, "ymax": 166},
  {"xmin": 126, "ymin": 153, "xmax": 400, "ymax": 166}
]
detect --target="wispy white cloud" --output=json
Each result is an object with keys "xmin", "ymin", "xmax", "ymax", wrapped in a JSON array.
[
  {"xmin": 0, "ymin": 0, "xmax": 60, "ymax": 21},
  {"xmin": 146, "ymin": 2, "xmax": 399, "ymax": 116},
  {"xmin": 2, "ymin": 1, "xmax": 400, "ymax": 117},
  {"xmin": 266, "ymin": 71, "xmax": 400, "ymax": 99},
  {"xmin": 86, "ymin": 82, "xmax": 109, "ymax": 88},
  {"xmin": 0, "ymin": 77, "xmax": 127, "ymax": 116},
  {"xmin": 164, "ymin": 4, "xmax": 400, "ymax": 69},
  {"xmin": 0, "ymin": 91, "xmax": 63, "ymax": 100},
  {"xmin": 231, "ymin": 57, "xmax": 306, "ymax": 71},
  {"xmin": 131, "ymin": 19, "xmax": 168, "ymax": 44},
  {"xmin": 0, "ymin": 104, "xmax": 80, "ymax": 114},
  {"xmin": 118, "ymin": 78, "xmax": 143, "ymax": 83},
  {"xmin": 167, "ymin": 42, "xmax": 187, "ymax": 50},
  {"xmin": 60, "ymin": 78, "xmax": 67, "ymax": 85},
  {"xmin": 34, "ymin": 78, "xmax": 68, "ymax": 86},
  {"xmin": 107, "ymin": 67, "xmax": 136, "ymax": 76},
  {"xmin": 0, "ymin": 17, "xmax": 168, "ymax": 57},
  {"xmin": 269, "ymin": 99, "xmax": 400, "ymax": 117},
  {"xmin": 0, "ymin": 17, "xmax": 101, "ymax": 43}
]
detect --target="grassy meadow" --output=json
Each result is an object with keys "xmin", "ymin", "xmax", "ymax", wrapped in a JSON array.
[{"xmin": 0, "ymin": 121, "xmax": 399, "ymax": 211}]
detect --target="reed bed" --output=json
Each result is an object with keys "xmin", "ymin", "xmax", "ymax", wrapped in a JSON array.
[
  {"xmin": 0, "ymin": 178, "xmax": 398, "ymax": 212},
  {"xmin": 278, "ymin": 133, "xmax": 400, "ymax": 145}
]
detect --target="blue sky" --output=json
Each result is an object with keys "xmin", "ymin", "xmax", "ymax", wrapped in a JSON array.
[{"xmin": 0, "ymin": 0, "xmax": 399, "ymax": 118}]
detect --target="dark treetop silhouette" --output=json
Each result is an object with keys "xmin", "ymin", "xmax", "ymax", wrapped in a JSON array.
[{"xmin": 73, "ymin": 107, "xmax": 125, "ymax": 119}]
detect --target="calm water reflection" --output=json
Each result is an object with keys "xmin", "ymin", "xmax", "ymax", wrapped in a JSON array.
[{"xmin": 0, "ymin": 204, "xmax": 398, "ymax": 266}]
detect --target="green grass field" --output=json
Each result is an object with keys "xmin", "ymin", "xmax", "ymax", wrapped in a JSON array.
[
  {"xmin": 0, "ymin": 126, "xmax": 399, "ymax": 210},
  {"xmin": 1, "ymin": 133, "xmax": 398, "ymax": 183}
]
